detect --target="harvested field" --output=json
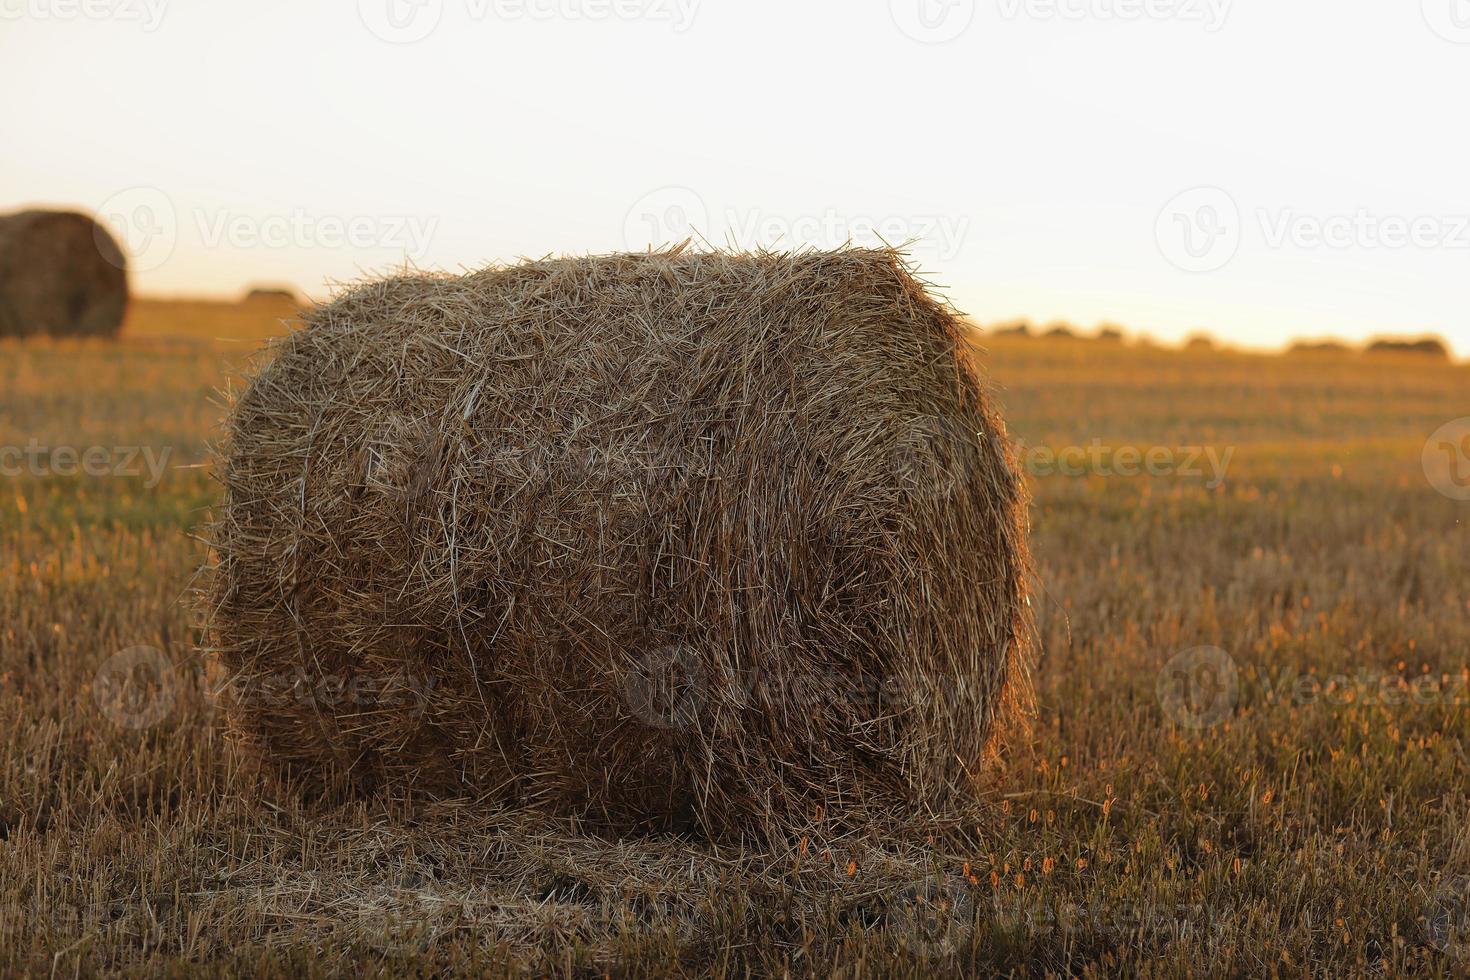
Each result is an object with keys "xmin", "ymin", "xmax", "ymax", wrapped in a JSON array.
[{"xmin": 1, "ymin": 300, "xmax": 1468, "ymax": 975}]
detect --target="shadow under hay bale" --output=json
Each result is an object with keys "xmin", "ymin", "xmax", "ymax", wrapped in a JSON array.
[
  {"xmin": 207, "ymin": 248, "xmax": 1032, "ymax": 841},
  {"xmin": 0, "ymin": 209, "xmax": 129, "ymax": 339}
]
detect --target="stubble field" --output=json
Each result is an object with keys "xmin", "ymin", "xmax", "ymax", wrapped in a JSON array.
[{"xmin": 1, "ymin": 297, "xmax": 1467, "ymax": 977}]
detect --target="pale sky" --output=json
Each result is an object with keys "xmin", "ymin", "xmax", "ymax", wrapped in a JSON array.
[{"xmin": 3, "ymin": 0, "xmax": 1467, "ymax": 354}]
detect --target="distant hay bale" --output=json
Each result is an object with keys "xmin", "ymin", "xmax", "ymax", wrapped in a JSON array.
[
  {"xmin": 992, "ymin": 320, "xmax": 1032, "ymax": 337},
  {"xmin": 207, "ymin": 248, "xmax": 1032, "ymax": 840},
  {"xmin": 1366, "ymin": 336, "xmax": 1449, "ymax": 359},
  {"xmin": 0, "ymin": 210, "xmax": 128, "ymax": 339},
  {"xmin": 244, "ymin": 286, "xmax": 301, "ymax": 306},
  {"xmin": 1287, "ymin": 339, "xmax": 1351, "ymax": 355}
]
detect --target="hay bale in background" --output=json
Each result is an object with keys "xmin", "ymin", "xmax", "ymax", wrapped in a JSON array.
[
  {"xmin": 1287, "ymin": 339, "xmax": 1352, "ymax": 356},
  {"xmin": 0, "ymin": 210, "xmax": 128, "ymax": 338},
  {"xmin": 243, "ymin": 286, "xmax": 302, "ymax": 307},
  {"xmin": 1366, "ymin": 336, "xmax": 1450, "ymax": 359},
  {"xmin": 208, "ymin": 248, "xmax": 1031, "ymax": 840}
]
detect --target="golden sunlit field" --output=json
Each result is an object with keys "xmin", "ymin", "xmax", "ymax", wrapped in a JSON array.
[{"xmin": 2, "ymin": 299, "xmax": 1467, "ymax": 977}]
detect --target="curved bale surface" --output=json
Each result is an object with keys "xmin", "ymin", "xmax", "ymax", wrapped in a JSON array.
[
  {"xmin": 208, "ymin": 249, "xmax": 1031, "ymax": 840},
  {"xmin": 0, "ymin": 210, "xmax": 129, "ymax": 338}
]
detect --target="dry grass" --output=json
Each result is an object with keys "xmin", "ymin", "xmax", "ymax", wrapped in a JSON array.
[{"xmin": 1, "ymin": 296, "xmax": 1468, "ymax": 976}]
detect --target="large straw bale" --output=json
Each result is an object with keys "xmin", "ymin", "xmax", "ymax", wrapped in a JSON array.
[{"xmin": 208, "ymin": 248, "xmax": 1031, "ymax": 839}]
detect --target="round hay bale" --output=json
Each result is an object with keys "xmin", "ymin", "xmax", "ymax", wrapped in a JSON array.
[
  {"xmin": 0, "ymin": 209, "xmax": 129, "ymax": 339},
  {"xmin": 244, "ymin": 286, "xmax": 302, "ymax": 306},
  {"xmin": 207, "ymin": 248, "xmax": 1032, "ymax": 840},
  {"xmin": 1366, "ymin": 336, "xmax": 1450, "ymax": 359}
]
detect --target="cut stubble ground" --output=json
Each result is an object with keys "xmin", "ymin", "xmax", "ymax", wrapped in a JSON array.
[{"xmin": 0, "ymin": 314, "xmax": 1467, "ymax": 976}]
